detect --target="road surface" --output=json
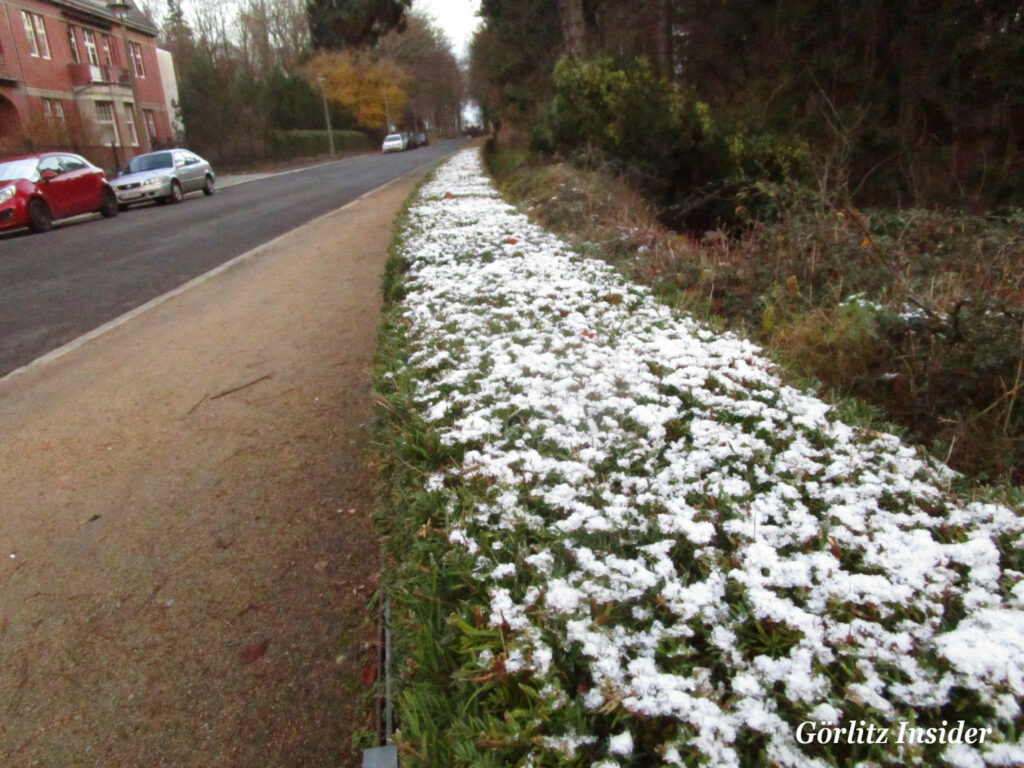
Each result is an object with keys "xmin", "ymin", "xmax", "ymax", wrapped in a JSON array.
[{"xmin": 0, "ymin": 140, "xmax": 464, "ymax": 377}]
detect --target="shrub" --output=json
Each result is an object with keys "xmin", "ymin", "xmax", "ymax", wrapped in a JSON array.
[
  {"xmin": 534, "ymin": 57, "xmax": 728, "ymax": 212},
  {"xmin": 533, "ymin": 55, "xmax": 816, "ymax": 232}
]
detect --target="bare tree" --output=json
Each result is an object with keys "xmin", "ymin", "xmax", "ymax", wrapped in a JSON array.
[
  {"xmin": 236, "ymin": 0, "xmax": 310, "ymax": 75},
  {"xmin": 377, "ymin": 12, "xmax": 463, "ymax": 136}
]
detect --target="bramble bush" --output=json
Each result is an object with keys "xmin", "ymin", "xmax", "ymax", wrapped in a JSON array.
[{"xmin": 532, "ymin": 56, "xmax": 812, "ymax": 233}]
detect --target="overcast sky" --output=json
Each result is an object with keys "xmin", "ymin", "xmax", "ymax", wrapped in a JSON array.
[
  {"xmin": 413, "ymin": 0, "xmax": 482, "ymax": 60},
  {"xmin": 172, "ymin": 0, "xmax": 483, "ymax": 61}
]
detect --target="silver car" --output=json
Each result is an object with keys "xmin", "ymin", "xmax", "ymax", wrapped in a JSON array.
[{"xmin": 111, "ymin": 149, "xmax": 215, "ymax": 207}]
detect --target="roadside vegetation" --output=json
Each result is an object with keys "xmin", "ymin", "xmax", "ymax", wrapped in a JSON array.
[
  {"xmin": 468, "ymin": 3, "xmax": 1024, "ymax": 489},
  {"xmin": 368, "ymin": 4, "xmax": 1024, "ymax": 766},
  {"xmin": 375, "ymin": 148, "xmax": 1024, "ymax": 768},
  {"xmin": 486, "ymin": 142, "xmax": 1024, "ymax": 489}
]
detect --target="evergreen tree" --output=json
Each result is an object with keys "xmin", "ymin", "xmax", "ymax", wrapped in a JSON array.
[
  {"xmin": 307, "ymin": 0, "xmax": 411, "ymax": 50},
  {"xmin": 471, "ymin": 0, "xmax": 563, "ymax": 130}
]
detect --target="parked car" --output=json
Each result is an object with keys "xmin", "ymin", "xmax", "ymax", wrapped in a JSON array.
[
  {"xmin": 0, "ymin": 152, "xmax": 118, "ymax": 234},
  {"xmin": 110, "ymin": 149, "xmax": 215, "ymax": 207},
  {"xmin": 382, "ymin": 133, "xmax": 406, "ymax": 153}
]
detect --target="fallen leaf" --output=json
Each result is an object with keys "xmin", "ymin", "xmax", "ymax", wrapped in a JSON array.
[
  {"xmin": 314, "ymin": 559, "xmax": 328, "ymax": 573},
  {"xmin": 443, "ymin": 192, "xmax": 456, "ymax": 199},
  {"xmin": 506, "ymin": 238, "xmax": 518, "ymax": 245},
  {"xmin": 240, "ymin": 639, "xmax": 269, "ymax": 665},
  {"xmin": 362, "ymin": 660, "xmax": 378, "ymax": 686}
]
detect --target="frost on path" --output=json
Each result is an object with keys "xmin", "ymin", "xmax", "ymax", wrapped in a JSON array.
[{"xmin": 394, "ymin": 148, "xmax": 1024, "ymax": 767}]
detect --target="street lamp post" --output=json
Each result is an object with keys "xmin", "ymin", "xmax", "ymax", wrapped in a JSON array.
[
  {"xmin": 316, "ymin": 76, "xmax": 335, "ymax": 158},
  {"xmin": 106, "ymin": 0, "xmax": 150, "ymax": 154}
]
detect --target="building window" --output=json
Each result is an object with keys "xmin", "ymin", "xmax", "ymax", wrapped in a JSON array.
[
  {"xmin": 21, "ymin": 13, "xmax": 36, "ymax": 57},
  {"xmin": 122, "ymin": 102, "xmax": 139, "ymax": 146},
  {"xmin": 67, "ymin": 25, "xmax": 80, "ymax": 63},
  {"xmin": 83, "ymin": 29, "xmax": 99, "ymax": 67},
  {"xmin": 101, "ymin": 34, "xmax": 122, "ymax": 66},
  {"xmin": 42, "ymin": 99, "xmax": 66, "ymax": 128},
  {"xmin": 22, "ymin": 11, "xmax": 51, "ymax": 59},
  {"xmin": 129, "ymin": 42, "xmax": 145, "ymax": 78},
  {"xmin": 143, "ymin": 109, "xmax": 157, "ymax": 142},
  {"xmin": 95, "ymin": 100, "xmax": 119, "ymax": 146}
]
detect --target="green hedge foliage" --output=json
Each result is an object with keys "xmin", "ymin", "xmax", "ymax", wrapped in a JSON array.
[{"xmin": 269, "ymin": 130, "xmax": 374, "ymax": 160}]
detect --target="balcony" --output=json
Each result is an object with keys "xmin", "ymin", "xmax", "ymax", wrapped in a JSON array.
[
  {"xmin": 68, "ymin": 62, "xmax": 129, "ymax": 87},
  {"xmin": 0, "ymin": 53, "xmax": 20, "ymax": 84}
]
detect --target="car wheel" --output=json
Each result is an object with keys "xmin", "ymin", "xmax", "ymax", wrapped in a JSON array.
[
  {"xmin": 27, "ymin": 199, "xmax": 52, "ymax": 233},
  {"xmin": 202, "ymin": 175, "xmax": 215, "ymax": 196},
  {"xmin": 167, "ymin": 180, "xmax": 183, "ymax": 204},
  {"xmin": 100, "ymin": 187, "xmax": 118, "ymax": 218}
]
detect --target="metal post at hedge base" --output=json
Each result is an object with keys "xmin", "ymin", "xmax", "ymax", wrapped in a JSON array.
[
  {"xmin": 362, "ymin": 745, "xmax": 397, "ymax": 768},
  {"xmin": 363, "ymin": 592, "xmax": 397, "ymax": 768}
]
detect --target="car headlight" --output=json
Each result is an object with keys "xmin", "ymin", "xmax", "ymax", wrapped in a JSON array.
[
  {"xmin": 141, "ymin": 177, "xmax": 167, "ymax": 188},
  {"xmin": 0, "ymin": 184, "xmax": 15, "ymax": 204}
]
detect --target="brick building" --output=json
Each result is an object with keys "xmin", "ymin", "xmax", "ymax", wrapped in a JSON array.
[{"xmin": 0, "ymin": 0, "xmax": 177, "ymax": 171}]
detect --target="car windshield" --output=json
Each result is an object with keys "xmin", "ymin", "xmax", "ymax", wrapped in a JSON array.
[
  {"xmin": 0, "ymin": 159, "xmax": 40, "ymax": 182},
  {"xmin": 385, "ymin": 134, "xmax": 402, "ymax": 141},
  {"xmin": 126, "ymin": 152, "xmax": 174, "ymax": 173}
]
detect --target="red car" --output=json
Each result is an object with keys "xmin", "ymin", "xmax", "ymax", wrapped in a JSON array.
[{"xmin": 0, "ymin": 152, "xmax": 118, "ymax": 234}]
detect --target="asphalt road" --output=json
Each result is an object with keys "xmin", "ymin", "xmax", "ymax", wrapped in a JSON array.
[{"xmin": 0, "ymin": 138, "xmax": 466, "ymax": 378}]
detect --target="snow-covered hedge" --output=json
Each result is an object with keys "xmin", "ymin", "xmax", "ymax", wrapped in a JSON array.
[{"xmin": 377, "ymin": 148, "xmax": 1024, "ymax": 767}]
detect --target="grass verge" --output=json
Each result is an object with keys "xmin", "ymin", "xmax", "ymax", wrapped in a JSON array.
[{"xmin": 373, "ymin": 147, "xmax": 1024, "ymax": 768}]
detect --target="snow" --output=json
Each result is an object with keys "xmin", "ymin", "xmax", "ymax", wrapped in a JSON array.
[{"xmin": 391, "ymin": 148, "xmax": 1024, "ymax": 766}]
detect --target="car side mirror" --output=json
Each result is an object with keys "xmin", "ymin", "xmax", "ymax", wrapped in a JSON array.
[{"xmin": 40, "ymin": 170, "xmax": 58, "ymax": 182}]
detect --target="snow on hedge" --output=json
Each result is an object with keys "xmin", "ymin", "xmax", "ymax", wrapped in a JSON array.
[{"xmin": 393, "ymin": 148, "xmax": 1024, "ymax": 767}]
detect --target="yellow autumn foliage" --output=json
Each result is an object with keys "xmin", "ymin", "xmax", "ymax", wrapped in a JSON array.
[{"xmin": 305, "ymin": 50, "xmax": 410, "ymax": 131}]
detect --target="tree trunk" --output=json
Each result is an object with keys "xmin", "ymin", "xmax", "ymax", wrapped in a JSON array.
[
  {"xmin": 558, "ymin": 0, "xmax": 586, "ymax": 55},
  {"xmin": 658, "ymin": 0, "xmax": 673, "ymax": 78}
]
